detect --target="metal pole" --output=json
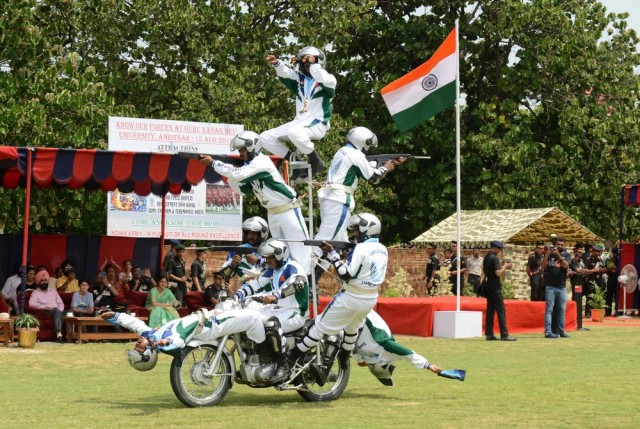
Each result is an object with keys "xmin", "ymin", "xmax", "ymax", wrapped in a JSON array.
[
  {"xmin": 455, "ymin": 19, "xmax": 461, "ymax": 312},
  {"xmin": 19, "ymin": 148, "xmax": 33, "ymax": 315}
]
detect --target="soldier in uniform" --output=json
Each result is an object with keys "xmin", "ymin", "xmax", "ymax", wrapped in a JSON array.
[
  {"xmin": 425, "ymin": 242, "xmax": 440, "ymax": 295},
  {"xmin": 527, "ymin": 244, "xmax": 545, "ymax": 301}
]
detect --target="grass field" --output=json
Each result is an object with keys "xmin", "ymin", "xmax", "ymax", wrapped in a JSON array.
[{"xmin": 2, "ymin": 324, "xmax": 638, "ymax": 429}]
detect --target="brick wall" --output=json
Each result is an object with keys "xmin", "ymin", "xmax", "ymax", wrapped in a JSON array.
[{"xmin": 170, "ymin": 244, "xmax": 536, "ymax": 300}]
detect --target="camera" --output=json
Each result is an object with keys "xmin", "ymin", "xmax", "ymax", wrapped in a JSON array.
[{"xmin": 549, "ymin": 246, "xmax": 557, "ymax": 252}]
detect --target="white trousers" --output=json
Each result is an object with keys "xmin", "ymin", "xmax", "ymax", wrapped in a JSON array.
[
  {"xmin": 302, "ymin": 290, "xmax": 377, "ymax": 352},
  {"xmin": 268, "ymin": 207, "xmax": 311, "ymax": 275},
  {"xmin": 313, "ymin": 198, "xmax": 351, "ymax": 258},
  {"xmin": 260, "ymin": 119, "xmax": 328, "ymax": 157}
]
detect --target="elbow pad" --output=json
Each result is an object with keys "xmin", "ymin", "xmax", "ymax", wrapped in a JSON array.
[
  {"xmin": 275, "ymin": 275, "xmax": 307, "ymax": 300},
  {"xmin": 368, "ymin": 167, "xmax": 388, "ymax": 185}
]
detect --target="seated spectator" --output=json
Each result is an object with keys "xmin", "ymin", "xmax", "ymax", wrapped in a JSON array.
[
  {"xmin": 204, "ymin": 269, "xmax": 232, "ymax": 308},
  {"xmin": 128, "ymin": 267, "xmax": 157, "ymax": 292},
  {"xmin": 145, "ymin": 275, "xmax": 180, "ymax": 328},
  {"xmin": 24, "ymin": 265, "xmax": 37, "ymax": 290},
  {"xmin": 71, "ymin": 281, "xmax": 94, "ymax": 317},
  {"xmin": 56, "ymin": 260, "xmax": 80, "ymax": 293},
  {"xmin": 1, "ymin": 264, "xmax": 22, "ymax": 314},
  {"xmin": 92, "ymin": 272, "xmax": 117, "ymax": 314},
  {"xmin": 103, "ymin": 263, "xmax": 130, "ymax": 312},
  {"xmin": 119, "ymin": 259, "xmax": 134, "ymax": 283},
  {"xmin": 29, "ymin": 270, "xmax": 65, "ymax": 343},
  {"xmin": 48, "ymin": 266, "xmax": 62, "ymax": 291}
]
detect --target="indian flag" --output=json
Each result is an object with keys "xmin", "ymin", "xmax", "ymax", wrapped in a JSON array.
[{"xmin": 381, "ymin": 27, "xmax": 457, "ymax": 132}]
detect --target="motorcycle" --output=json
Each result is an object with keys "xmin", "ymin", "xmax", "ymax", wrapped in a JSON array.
[{"xmin": 167, "ymin": 297, "xmax": 350, "ymax": 407}]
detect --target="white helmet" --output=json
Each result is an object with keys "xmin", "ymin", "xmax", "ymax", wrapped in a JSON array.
[
  {"xmin": 126, "ymin": 347, "xmax": 158, "ymax": 372},
  {"xmin": 297, "ymin": 46, "xmax": 326, "ymax": 67},
  {"xmin": 242, "ymin": 216, "xmax": 269, "ymax": 243},
  {"xmin": 368, "ymin": 362, "xmax": 396, "ymax": 386},
  {"xmin": 346, "ymin": 127, "xmax": 378, "ymax": 152},
  {"xmin": 348, "ymin": 213, "xmax": 381, "ymax": 240},
  {"xmin": 230, "ymin": 131, "xmax": 262, "ymax": 155},
  {"xmin": 258, "ymin": 238, "xmax": 290, "ymax": 264}
]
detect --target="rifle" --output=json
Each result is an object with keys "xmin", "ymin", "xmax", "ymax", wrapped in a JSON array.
[
  {"xmin": 206, "ymin": 245, "xmax": 259, "ymax": 255},
  {"xmin": 302, "ymin": 240, "xmax": 356, "ymax": 250},
  {"xmin": 178, "ymin": 152, "xmax": 245, "ymax": 168},
  {"xmin": 365, "ymin": 154, "xmax": 430, "ymax": 167}
]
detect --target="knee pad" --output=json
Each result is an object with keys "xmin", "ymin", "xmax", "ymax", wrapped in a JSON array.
[{"xmin": 264, "ymin": 316, "xmax": 282, "ymax": 335}]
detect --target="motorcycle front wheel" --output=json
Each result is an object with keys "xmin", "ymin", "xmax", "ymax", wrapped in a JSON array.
[
  {"xmin": 297, "ymin": 345, "xmax": 350, "ymax": 402},
  {"xmin": 170, "ymin": 345, "xmax": 233, "ymax": 407}
]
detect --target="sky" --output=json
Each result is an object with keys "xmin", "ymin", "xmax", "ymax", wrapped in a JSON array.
[{"xmin": 600, "ymin": 0, "xmax": 640, "ymax": 38}]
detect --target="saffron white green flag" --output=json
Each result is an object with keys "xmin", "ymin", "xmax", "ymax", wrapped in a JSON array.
[{"xmin": 381, "ymin": 27, "xmax": 457, "ymax": 132}]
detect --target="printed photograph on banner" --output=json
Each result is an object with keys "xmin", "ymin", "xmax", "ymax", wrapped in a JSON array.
[
  {"xmin": 107, "ymin": 116, "xmax": 244, "ymax": 241},
  {"xmin": 206, "ymin": 183, "xmax": 241, "ymax": 214}
]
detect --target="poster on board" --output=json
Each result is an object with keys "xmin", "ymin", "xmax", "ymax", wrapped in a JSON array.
[{"xmin": 107, "ymin": 116, "xmax": 243, "ymax": 241}]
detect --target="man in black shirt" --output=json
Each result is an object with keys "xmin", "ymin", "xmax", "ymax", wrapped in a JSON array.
[
  {"xmin": 448, "ymin": 241, "xmax": 467, "ymax": 296},
  {"xmin": 204, "ymin": 270, "xmax": 232, "ymax": 308},
  {"xmin": 542, "ymin": 237, "xmax": 570, "ymax": 338},
  {"xmin": 424, "ymin": 243, "xmax": 440, "ymax": 295},
  {"xmin": 526, "ymin": 244, "xmax": 545, "ymax": 301},
  {"xmin": 483, "ymin": 241, "xmax": 517, "ymax": 341},
  {"xmin": 568, "ymin": 246, "xmax": 588, "ymax": 330},
  {"xmin": 190, "ymin": 249, "xmax": 207, "ymax": 292},
  {"xmin": 167, "ymin": 244, "xmax": 188, "ymax": 306}
]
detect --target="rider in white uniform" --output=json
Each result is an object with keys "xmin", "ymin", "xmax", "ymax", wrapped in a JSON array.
[
  {"xmin": 220, "ymin": 216, "xmax": 268, "ymax": 282},
  {"xmin": 355, "ymin": 310, "xmax": 441, "ymax": 386},
  {"xmin": 260, "ymin": 46, "xmax": 337, "ymax": 179},
  {"xmin": 200, "ymin": 131, "xmax": 311, "ymax": 275},
  {"xmin": 313, "ymin": 127, "xmax": 405, "ymax": 273},
  {"xmin": 289, "ymin": 213, "xmax": 388, "ymax": 375}
]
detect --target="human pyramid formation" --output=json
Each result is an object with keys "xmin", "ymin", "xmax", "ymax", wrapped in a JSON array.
[{"xmin": 104, "ymin": 46, "xmax": 461, "ymax": 388}]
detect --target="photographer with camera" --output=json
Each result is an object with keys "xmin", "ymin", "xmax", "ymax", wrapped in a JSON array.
[
  {"xmin": 542, "ymin": 237, "xmax": 571, "ymax": 338},
  {"xmin": 55, "ymin": 260, "xmax": 79, "ymax": 292}
]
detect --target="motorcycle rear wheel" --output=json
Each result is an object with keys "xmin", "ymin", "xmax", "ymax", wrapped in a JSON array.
[
  {"xmin": 170, "ymin": 345, "xmax": 233, "ymax": 407},
  {"xmin": 297, "ymin": 345, "xmax": 350, "ymax": 402}
]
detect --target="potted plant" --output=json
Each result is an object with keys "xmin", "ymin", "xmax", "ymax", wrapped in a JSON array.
[
  {"xmin": 15, "ymin": 313, "xmax": 40, "ymax": 348},
  {"xmin": 587, "ymin": 283, "xmax": 608, "ymax": 322}
]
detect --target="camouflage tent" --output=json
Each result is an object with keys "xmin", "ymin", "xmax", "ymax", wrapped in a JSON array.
[{"xmin": 411, "ymin": 207, "xmax": 600, "ymax": 248}]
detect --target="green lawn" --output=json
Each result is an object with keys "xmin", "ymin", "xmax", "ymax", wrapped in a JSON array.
[{"xmin": 2, "ymin": 325, "xmax": 638, "ymax": 429}]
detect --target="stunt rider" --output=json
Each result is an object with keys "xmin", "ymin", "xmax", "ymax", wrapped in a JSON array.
[
  {"xmin": 288, "ymin": 213, "xmax": 388, "ymax": 383},
  {"xmin": 99, "ymin": 308, "xmax": 273, "ymax": 372},
  {"xmin": 234, "ymin": 238, "xmax": 309, "ymax": 382},
  {"xmin": 200, "ymin": 131, "xmax": 311, "ymax": 275},
  {"xmin": 220, "ymin": 216, "xmax": 269, "ymax": 281},
  {"xmin": 260, "ymin": 46, "xmax": 337, "ymax": 181},
  {"xmin": 354, "ymin": 310, "xmax": 442, "ymax": 386},
  {"xmin": 313, "ymin": 127, "xmax": 405, "ymax": 279}
]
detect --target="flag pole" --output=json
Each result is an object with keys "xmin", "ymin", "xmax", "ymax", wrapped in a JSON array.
[{"xmin": 455, "ymin": 19, "xmax": 461, "ymax": 312}]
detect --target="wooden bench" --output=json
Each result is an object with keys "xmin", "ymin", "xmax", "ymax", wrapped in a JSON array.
[
  {"xmin": 65, "ymin": 316, "xmax": 148, "ymax": 344},
  {"xmin": 0, "ymin": 318, "xmax": 15, "ymax": 347}
]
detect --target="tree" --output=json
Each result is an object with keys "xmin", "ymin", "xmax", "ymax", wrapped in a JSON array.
[{"xmin": 1, "ymin": 0, "xmax": 638, "ymax": 244}]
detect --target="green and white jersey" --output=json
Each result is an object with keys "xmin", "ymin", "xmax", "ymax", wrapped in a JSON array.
[
  {"xmin": 273, "ymin": 61, "xmax": 336, "ymax": 125},
  {"xmin": 213, "ymin": 154, "xmax": 296, "ymax": 209},
  {"xmin": 318, "ymin": 144, "xmax": 386, "ymax": 208}
]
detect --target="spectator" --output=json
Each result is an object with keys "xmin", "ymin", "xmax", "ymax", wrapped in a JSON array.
[
  {"xmin": 604, "ymin": 247, "xmax": 618, "ymax": 317},
  {"xmin": 260, "ymin": 47, "xmax": 337, "ymax": 181},
  {"xmin": 190, "ymin": 249, "xmax": 207, "ymax": 292},
  {"xmin": 568, "ymin": 246, "xmax": 588, "ymax": 330},
  {"xmin": 424, "ymin": 243, "xmax": 440, "ymax": 295},
  {"xmin": 56, "ymin": 260, "xmax": 79, "ymax": 292},
  {"xmin": 162, "ymin": 239, "xmax": 180, "ymax": 277},
  {"xmin": 542, "ymin": 237, "xmax": 570, "ymax": 338},
  {"xmin": 443, "ymin": 248, "xmax": 453, "ymax": 268},
  {"xmin": 92, "ymin": 272, "xmax": 117, "ymax": 314},
  {"xmin": 71, "ymin": 280, "xmax": 94, "ymax": 317},
  {"xmin": 449, "ymin": 241, "xmax": 467, "ymax": 295},
  {"xmin": 48, "ymin": 266, "xmax": 63, "ymax": 291},
  {"xmin": 145, "ymin": 275, "xmax": 180, "ymax": 328},
  {"xmin": 527, "ymin": 244, "xmax": 545, "ymax": 301},
  {"xmin": 467, "ymin": 247, "xmax": 483, "ymax": 297},
  {"xmin": 166, "ymin": 244, "xmax": 188, "ymax": 306},
  {"xmin": 204, "ymin": 270, "xmax": 232, "ymax": 308},
  {"xmin": 24, "ymin": 265, "xmax": 37, "ymax": 290},
  {"xmin": 483, "ymin": 241, "xmax": 517, "ymax": 341},
  {"xmin": 584, "ymin": 243, "xmax": 606, "ymax": 318},
  {"xmin": 29, "ymin": 270, "xmax": 65, "ymax": 343},
  {"xmin": 129, "ymin": 267, "xmax": 156, "ymax": 292},
  {"xmin": 1, "ymin": 264, "xmax": 22, "ymax": 314},
  {"xmin": 118, "ymin": 259, "xmax": 134, "ymax": 283}
]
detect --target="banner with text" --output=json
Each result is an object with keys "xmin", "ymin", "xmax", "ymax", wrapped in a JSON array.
[{"xmin": 107, "ymin": 116, "xmax": 244, "ymax": 241}]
